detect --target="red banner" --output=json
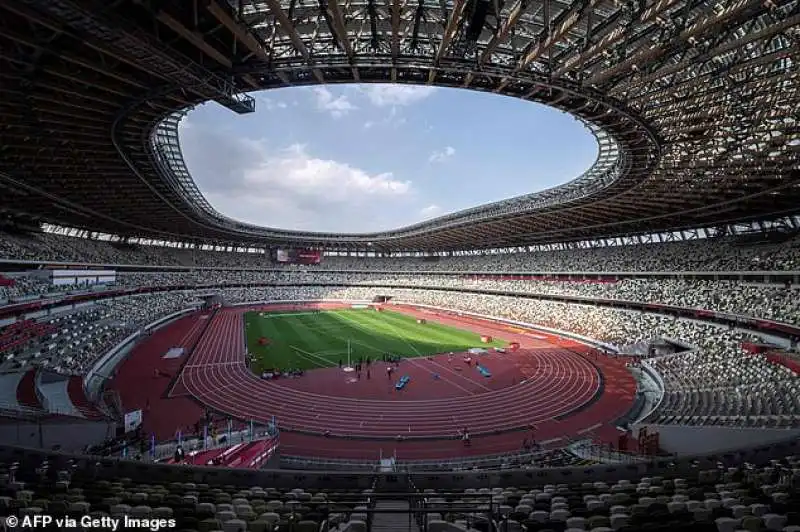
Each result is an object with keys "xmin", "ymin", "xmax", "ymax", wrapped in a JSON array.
[
  {"xmin": 296, "ymin": 250, "xmax": 321, "ymax": 264},
  {"xmin": 765, "ymin": 352, "xmax": 800, "ymax": 374},
  {"xmin": 742, "ymin": 342, "xmax": 774, "ymax": 354}
]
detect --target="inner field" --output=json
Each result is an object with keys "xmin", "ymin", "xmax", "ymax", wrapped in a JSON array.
[
  {"xmin": 108, "ymin": 303, "xmax": 636, "ymax": 458},
  {"xmin": 244, "ymin": 308, "xmax": 507, "ymax": 373}
]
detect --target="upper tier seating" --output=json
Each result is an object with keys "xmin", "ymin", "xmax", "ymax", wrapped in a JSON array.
[
  {"xmin": 6, "ymin": 270, "xmax": 800, "ymax": 328},
  {"xmin": 3, "ymin": 231, "xmax": 800, "ymax": 271},
  {"xmin": 112, "ymin": 272, "xmax": 800, "ymax": 327}
]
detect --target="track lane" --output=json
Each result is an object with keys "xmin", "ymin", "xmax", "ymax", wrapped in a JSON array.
[{"xmin": 180, "ymin": 305, "xmax": 602, "ymax": 438}]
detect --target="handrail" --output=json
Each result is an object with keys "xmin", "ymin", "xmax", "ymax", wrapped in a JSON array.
[{"xmin": 4, "ymin": 434, "xmax": 800, "ymax": 490}]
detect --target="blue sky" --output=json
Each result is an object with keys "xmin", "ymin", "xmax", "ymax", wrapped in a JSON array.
[{"xmin": 180, "ymin": 84, "xmax": 598, "ymax": 233}]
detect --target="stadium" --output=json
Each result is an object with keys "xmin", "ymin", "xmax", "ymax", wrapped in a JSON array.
[{"xmin": 0, "ymin": 0, "xmax": 800, "ymax": 531}]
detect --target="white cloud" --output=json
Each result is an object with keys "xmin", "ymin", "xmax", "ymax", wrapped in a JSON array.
[
  {"xmin": 360, "ymin": 84, "xmax": 437, "ymax": 107},
  {"xmin": 182, "ymin": 130, "xmax": 414, "ymax": 231},
  {"xmin": 420, "ymin": 204, "xmax": 442, "ymax": 218},
  {"xmin": 258, "ymin": 96, "xmax": 288, "ymax": 111},
  {"xmin": 429, "ymin": 146, "xmax": 456, "ymax": 163},
  {"xmin": 246, "ymin": 143, "xmax": 410, "ymax": 198},
  {"xmin": 362, "ymin": 107, "xmax": 407, "ymax": 130},
  {"xmin": 313, "ymin": 87, "xmax": 356, "ymax": 118}
]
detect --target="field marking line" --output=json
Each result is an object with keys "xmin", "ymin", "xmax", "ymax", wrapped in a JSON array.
[
  {"xmin": 288, "ymin": 345, "xmax": 331, "ymax": 368},
  {"xmin": 315, "ymin": 323, "xmax": 389, "ymax": 361},
  {"xmin": 184, "ymin": 362, "xmax": 241, "ymax": 369},
  {"xmin": 264, "ymin": 311, "xmax": 384, "ymax": 370},
  {"xmin": 344, "ymin": 312, "xmax": 479, "ymax": 396},
  {"xmin": 332, "ymin": 311, "xmax": 412, "ymax": 355},
  {"xmin": 250, "ymin": 311, "xmax": 325, "ymax": 318},
  {"xmin": 423, "ymin": 356, "xmax": 494, "ymax": 392},
  {"xmin": 274, "ymin": 314, "xmax": 345, "ymax": 369},
  {"xmin": 376, "ymin": 312, "xmax": 495, "ymax": 392}
]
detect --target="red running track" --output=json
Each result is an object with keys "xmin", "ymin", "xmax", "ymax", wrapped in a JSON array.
[
  {"xmin": 112, "ymin": 303, "xmax": 636, "ymax": 460},
  {"xmin": 180, "ymin": 305, "xmax": 600, "ymax": 438},
  {"xmin": 108, "ymin": 313, "xmax": 210, "ymax": 439}
]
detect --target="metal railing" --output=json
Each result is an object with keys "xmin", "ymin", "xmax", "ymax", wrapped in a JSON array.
[
  {"xmin": 313, "ymin": 492, "xmax": 496, "ymax": 532},
  {"xmin": 568, "ymin": 439, "xmax": 650, "ymax": 464}
]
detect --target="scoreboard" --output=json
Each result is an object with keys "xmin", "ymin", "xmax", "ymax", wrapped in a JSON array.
[{"xmin": 273, "ymin": 249, "xmax": 322, "ymax": 265}]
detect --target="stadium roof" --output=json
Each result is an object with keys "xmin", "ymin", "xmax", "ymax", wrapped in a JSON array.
[{"xmin": 0, "ymin": 0, "xmax": 798, "ymax": 252}]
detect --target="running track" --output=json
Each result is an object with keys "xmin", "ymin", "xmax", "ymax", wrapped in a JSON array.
[{"xmin": 177, "ymin": 305, "xmax": 612, "ymax": 439}]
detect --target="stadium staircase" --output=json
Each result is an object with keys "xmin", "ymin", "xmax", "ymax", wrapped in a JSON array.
[
  {"xmin": 66, "ymin": 376, "xmax": 106, "ymax": 420},
  {"xmin": 371, "ymin": 501, "xmax": 420, "ymax": 532},
  {"xmin": 16, "ymin": 369, "xmax": 43, "ymax": 410}
]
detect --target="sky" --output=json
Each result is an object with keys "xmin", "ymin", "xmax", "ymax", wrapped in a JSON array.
[{"xmin": 179, "ymin": 84, "xmax": 598, "ymax": 234}]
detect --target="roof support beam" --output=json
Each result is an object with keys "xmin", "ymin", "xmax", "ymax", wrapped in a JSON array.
[
  {"xmin": 618, "ymin": 11, "xmax": 800, "ymax": 95},
  {"xmin": 435, "ymin": 0, "xmax": 468, "ymax": 64},
  {"xmin": 478, "ymin": 0, "xmax": 528, "ymax": 67},
  {"xmin": 586, "ymin": 0, "xmax": 764, "ymax": 87},
  {"xmin": 206, "ymin": 0, "xmax": 273, "ymax": 64},
  {"xmin": 391, "ymin": 0, "xmax": 402, "ymax": 60},
  {"xmin": 551, "ymin": 0, "xmax": 682, "ymax": 79},
  {"xmin": 516, "ymin": 0, "xmax": 603, "ymax": 72},
  {"xmin": 262, "ymin": 0, "xmax": 325, "ymax": 82},
  {"xmin": 323, "ymin": 0, "xmax": 353, "ymax": 58},
  {"xmin": 154, "ymin": 10, "xmax": 233, "ymax": 68}
]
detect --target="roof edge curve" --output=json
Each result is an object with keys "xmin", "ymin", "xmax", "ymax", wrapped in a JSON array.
[{"xmin": 141, "ymin": 79, "xmax": 661, "ymax": 245}]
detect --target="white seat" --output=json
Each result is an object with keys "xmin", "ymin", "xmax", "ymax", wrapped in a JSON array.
[
  {"xmin": 342, "ymin": 520, "xmax": 368, "ymax": 532},
  {"xmin": 587, "ymin": 500, "xmax": 605, "ymax": 512},
  {"xmin": 222, "ymin": 519, "xmax": 246, "ymax": 532},
  {"xmin": 215, "ymin": 511, "xmax": 236, "ymax": 523},
  {"xmin": 763, "ymin": 514, "xmax": 788, "ymax": 531},
  {"xmin": 130, "ymin": 506, "xmax": 151, "ymax": 519},
  {"xmin": 258, "ymin": 512, "xmax": 280, "ymax": 524},
  {"xmin": 714, "ymin": 517, "xmax": 739, "ymax": 532},
  {"xmin": 609, "ymin": 514, "xmax": 629, "ymax": 531},
  {"xmin": 566, "ymin": 517, "xmax": 587, "ymax": 530},
  {"xmin": 110, "ymin": 504, "xmax": 130, "ymax": 517}
]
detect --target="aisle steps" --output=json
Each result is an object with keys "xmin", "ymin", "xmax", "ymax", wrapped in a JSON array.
[{"xmin": 371, "ymin": 500, "xmax": 420, "ymax": 532}]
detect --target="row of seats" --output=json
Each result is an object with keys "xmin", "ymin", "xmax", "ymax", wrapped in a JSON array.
[
  {"xmin": 6, "ymin": 271, "xmax": 799, "ymax": 329},
  {"xmin": 2, "ymin": 230, "xmax": 800, "ymax": 271},
  {"xmin": 1, "ymin": 450, "xmax": 799, "ymax": 532},
  {"xmin": 112, "ymin": 273, "xmax": 800, "ymax": 327},
  {"xmin": 0, "ymin": 293, "xmax": 197, "ymax": 375}
]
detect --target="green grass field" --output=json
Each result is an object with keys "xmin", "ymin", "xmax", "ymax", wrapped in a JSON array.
[{"xmin": 244, "ymin": 308, "xmax": 506, "ymax": 373}]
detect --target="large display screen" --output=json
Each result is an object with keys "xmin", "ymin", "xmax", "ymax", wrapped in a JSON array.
[{"xmin": 274, "ymin": 249, "xmax": 322, "ymax": 264}]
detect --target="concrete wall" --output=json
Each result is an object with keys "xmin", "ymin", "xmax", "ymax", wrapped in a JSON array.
[
  {"xmin": 632, "ymin": 423, "xmax": 800, "ymax": 455},
  {"xmin": 0, "ymin": 419, "xmax": 116, "ymax": 452}
]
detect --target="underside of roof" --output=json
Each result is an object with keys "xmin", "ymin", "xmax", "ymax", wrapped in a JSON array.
[{"xmin": 0, "ymin": 0, "xmax": 798, "ymax": 251}]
